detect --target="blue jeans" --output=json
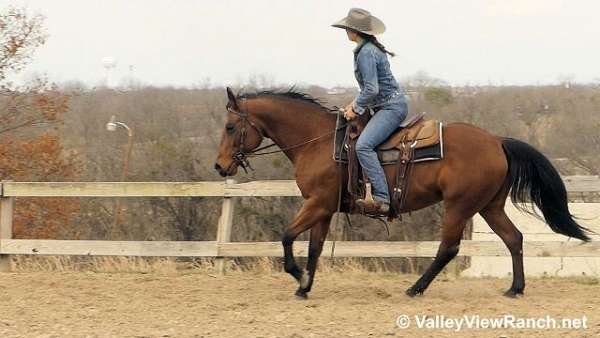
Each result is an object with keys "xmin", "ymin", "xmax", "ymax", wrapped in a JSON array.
[{"xmin": 355, "ymin": 98, "xmax": 408, "ymax": 203}]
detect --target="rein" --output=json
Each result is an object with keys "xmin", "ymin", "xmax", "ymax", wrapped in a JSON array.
[{"xmin": 227, "ymin": 104, "xmax": 345, "ymax": 173}]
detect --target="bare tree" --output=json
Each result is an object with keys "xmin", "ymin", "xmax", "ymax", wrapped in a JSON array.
[
  {"xmin": 0, "ymin": 6, "xmax": 63, "ymax": 136},
  {"xmin": 0, "ymin": 6, "xmax": 46, "ymax": 82}
]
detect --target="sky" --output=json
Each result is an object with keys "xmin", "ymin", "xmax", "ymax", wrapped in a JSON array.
[{"xmin": 5, "ymin": 0, "xmax": 600, "ymax": 87}]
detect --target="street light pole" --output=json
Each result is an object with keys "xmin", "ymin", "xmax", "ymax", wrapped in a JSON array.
[{"xmin": 106, "ymin": 115, "xmax": 134, "ymax": 237}]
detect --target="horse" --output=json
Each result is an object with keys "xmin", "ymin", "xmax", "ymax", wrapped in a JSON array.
[{"xmin": 214, "ymin": 87, "xmax": 591, "ymax": 299}]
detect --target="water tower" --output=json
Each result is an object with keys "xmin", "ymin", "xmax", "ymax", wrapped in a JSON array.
[{"xmin": 102, "ymin": 56, "xmax": 117, "ymax": 87}]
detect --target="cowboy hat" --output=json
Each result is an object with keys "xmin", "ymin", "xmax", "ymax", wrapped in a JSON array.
[{"xmin": 331, "ymin": 8, "xmax": 386, "ymax": 35}]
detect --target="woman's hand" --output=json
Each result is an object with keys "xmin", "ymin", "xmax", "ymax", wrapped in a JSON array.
[{"xmin": 344, "ymin": 105, "xmax": 358, "ymax": 120}]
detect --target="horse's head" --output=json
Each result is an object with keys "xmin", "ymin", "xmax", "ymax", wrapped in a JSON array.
[{"xmin": 214, "ymin": 87, "xmax": 265, "ymax": 177}]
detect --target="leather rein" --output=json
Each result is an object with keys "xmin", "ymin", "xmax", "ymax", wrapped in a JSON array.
[{"xmin": 226, "ymin": 103, "xmax": 345, "ymax": 173}]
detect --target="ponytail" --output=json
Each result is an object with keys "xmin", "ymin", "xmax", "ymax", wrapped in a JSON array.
[{"xmin": 357, "ymin": 31, "xmax": 396, "ymax": 57}]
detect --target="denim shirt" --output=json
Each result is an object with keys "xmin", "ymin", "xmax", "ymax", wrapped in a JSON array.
[{"xmin": 352, "ymin": 40, "xmax": 404, "ymax": 115}]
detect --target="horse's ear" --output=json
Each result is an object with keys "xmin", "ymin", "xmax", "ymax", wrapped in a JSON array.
[{"xmin": 226, "ymin": 87, "xmax": 238, "ymax": 110}]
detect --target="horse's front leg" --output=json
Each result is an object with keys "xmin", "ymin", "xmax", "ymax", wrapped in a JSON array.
[
  {"xmin": 295, "ymin": 218, "xmax": 332, "ymax": 299},
  {"xmin": 281, "ymin": 200, "xmax": 331, "ymax": 296}
]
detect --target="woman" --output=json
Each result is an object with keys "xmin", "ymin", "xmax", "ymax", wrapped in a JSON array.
[{"xmin": 332, "ymin": 8, "xmax": 408, "ymax": 214}]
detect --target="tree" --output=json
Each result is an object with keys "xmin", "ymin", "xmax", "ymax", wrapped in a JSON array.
[
  {"xmin": 424, "ymin": 87, "xmax": 453, "ymax": 106},
  {"xmin": 0, "ymin": 134, "xmax": 80, "ymax": 238},
  {"xmin": 0, "ymin": 6, "xmax": 46, "ymax": 83},
  {"xmin": 0, "ymin": 6, "xmax": 80, "ymax": 239},
  {"xmin": 401, "ymin": 70, "xmax": 448, "ymax": 89}
]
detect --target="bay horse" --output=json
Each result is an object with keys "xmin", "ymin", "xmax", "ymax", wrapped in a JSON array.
[{"xmin": 214, "ymin": 87, "xmax": 591, "ymax": 299}]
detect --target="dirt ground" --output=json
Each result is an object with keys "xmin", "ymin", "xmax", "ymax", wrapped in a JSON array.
[{"xmin": 0, "ymin": 271, "xmax": 598, "ymax": 338}]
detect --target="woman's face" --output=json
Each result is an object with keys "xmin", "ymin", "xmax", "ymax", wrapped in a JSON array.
[{"xmin": 345, "ymin": 29, "xmax": 359, "ymax": 42}]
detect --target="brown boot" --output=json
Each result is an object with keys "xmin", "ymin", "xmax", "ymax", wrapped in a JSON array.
[{"xmin": 355, "ymin": 198, "xmax": 390, "ymax": 215}]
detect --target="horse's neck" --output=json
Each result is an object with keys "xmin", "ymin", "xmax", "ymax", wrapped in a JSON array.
[{"xmin": 251, "ymin": 99, "xmax": 337, "ymax": 163}]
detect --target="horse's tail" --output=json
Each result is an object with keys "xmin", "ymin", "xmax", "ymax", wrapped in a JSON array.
[{"xmin": 501, "ymin": 138, "xmax": 592, "ymax": 241}]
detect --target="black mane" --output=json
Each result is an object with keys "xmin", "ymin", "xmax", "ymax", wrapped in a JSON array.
[{"xmin": 237, "ymin": 88, "xmax": 333, "ymax": 112}]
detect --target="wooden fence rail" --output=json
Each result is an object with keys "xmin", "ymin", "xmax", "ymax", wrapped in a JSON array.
[{"xmin": 0, "ymin": 176, "xmax": 599, "ymax": 273}]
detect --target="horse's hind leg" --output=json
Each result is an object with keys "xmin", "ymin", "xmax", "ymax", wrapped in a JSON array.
[
  {"xmin": 406, "ymin": 207, "xmax": 468, "ymax": 297},
  {"xmin": 479, "ymin": 203, "xmax": 525, "ymax": 297}
]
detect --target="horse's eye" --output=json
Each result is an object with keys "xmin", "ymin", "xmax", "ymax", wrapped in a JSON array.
[{"xmin": 226, "ymin": 123, "xmax": 235, "ymax": 134}]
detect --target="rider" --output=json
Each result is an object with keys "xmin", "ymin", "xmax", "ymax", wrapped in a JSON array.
[{"xmin": 332, "ymin": 8, "xmax": 408, "ymax": 214}]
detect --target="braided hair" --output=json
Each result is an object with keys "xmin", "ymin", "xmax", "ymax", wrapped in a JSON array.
[{"xmin": 357, "ymin": 31, "xmax": 396, "ymax": 57}]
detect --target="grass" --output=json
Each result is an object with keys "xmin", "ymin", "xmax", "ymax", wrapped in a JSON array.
[
  {"xmin": 7, "ymin": 256, "xmax": 600, "ymax": 286},
  {"xmin": 12, "ymin": 255, "xmax": 182, "ymax": 274},
  {"xmin": 9, "ymin": 256, "xmax": 402, "ymax": 274},
  {"xmin": 8, "ymin": 255, "xmax": 458, "ymax": 277},
  {"xmin": 572, "ymin": 276, "xmax": 599, "ymax": 285}
]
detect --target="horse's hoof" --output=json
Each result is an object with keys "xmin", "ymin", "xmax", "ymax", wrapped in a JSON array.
[
  {"xmin": 295, "ymin": 288, "xmax": 308, "ymax": 300},
  {"xmin": 503, "ymin": 289, "xmax": 524, "ymax": 298},
  {"xmin": 299, "ymin": 271, "xmax": 311, "ymax": 289},
  {"xmin": 405, "ymin": 287, "xmax": 424, "ymax": 298}
]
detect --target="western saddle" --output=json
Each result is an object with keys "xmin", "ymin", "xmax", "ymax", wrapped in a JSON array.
[{"xmin": 344, "ymin": 111, "xmax": 442, "ymax": 220}]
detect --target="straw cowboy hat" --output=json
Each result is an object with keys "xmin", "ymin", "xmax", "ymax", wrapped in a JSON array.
[{"xmin": 331, "ymin": 8, "xmax": 386, "ymax": 35}]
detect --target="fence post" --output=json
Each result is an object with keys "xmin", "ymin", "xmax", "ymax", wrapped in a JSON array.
[
  {"xmin": 0, "ymin": 182, "xmax": 14, "ymax": 272},
  {"xmin": 215, "ymin": 179, "xmax": 235, "ymax": 275}
]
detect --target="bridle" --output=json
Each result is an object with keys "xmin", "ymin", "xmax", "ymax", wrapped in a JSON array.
[
  {"xmin": 225, "ymin": 99, "xmax": 345, "ymax": 173},
  {"xmin": 225, "ymin": 101, "xmax": 264, "ymax": 173}
]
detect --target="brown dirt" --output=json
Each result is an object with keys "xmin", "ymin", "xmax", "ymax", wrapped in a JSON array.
[{"xmin": 0, "ymin": 271, "xmax": 598, "ymax": 338}]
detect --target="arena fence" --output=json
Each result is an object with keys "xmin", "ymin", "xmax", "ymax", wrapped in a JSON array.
[{"xmin": 1, "ymin": 177, "xmax": 599, "ymax": 273}]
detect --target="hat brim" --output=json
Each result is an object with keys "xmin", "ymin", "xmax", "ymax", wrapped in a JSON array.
[{"xmin": 331, "ymin": 16, "xmax": 386, "ymax": 35}]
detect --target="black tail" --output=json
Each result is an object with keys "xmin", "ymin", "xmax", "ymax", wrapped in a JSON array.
[{"xmin": 502, "ymin": 138, "xmax": 592, "ymax": 241}]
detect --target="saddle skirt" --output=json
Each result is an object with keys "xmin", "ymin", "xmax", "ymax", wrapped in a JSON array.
[{"xmin": 333, "ymin": 113, "xmax": 444, "ymax": 165}]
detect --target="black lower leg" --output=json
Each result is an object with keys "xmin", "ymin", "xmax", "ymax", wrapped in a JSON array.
[
  {"xmin": 282, "ymin": 233, "xmax": 302, "ymax": 281},
  {"xmin": 406, "ymin": 244, "xmax": 459, "ymax": 297},
  {"xmin": 504, "ymin": 256, "xmax": 525, "ymax": 297},
  {"xmin": 294, "ymin": 244, "xmax": 322, "ymax": 298},
  {"xmin": 506, "ymin": 232, "xmax": 525, "ymax": 297},
  {"xmin": 295, "ymin": 224, "xmax": 329, "ymax": 299},
  {"xmin": 481, "ymin": 210, "xmax": 525, "ymax": 297}
]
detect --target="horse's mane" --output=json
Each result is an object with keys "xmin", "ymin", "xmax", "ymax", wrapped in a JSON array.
[{"xmin": 237, "ymin": 87, "xmax": 335, "ymax": 112}]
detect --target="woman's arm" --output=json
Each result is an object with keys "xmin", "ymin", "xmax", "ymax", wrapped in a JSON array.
[{"xmin": 352, "ymin": 47, "xmax": 379, "ymax": 115}]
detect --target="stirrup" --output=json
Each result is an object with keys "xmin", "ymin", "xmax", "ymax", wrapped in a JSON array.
[
  {"xmin": 356, "ymin": 198, "xmax": 390, "ymax": 215},
  {"xmin": 357, "ymin": 182, "xmax": 390, "ymax": 215}
]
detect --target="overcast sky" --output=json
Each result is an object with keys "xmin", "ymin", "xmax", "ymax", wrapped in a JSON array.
[{"xmin": 6, "ymin": 0, "xmax": 600, "ymax": 87}]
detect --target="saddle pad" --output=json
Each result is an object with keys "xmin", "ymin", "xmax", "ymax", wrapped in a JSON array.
[{"xmin": 333, "ymin": 113, "xmax": 444, "ymax": 164}]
